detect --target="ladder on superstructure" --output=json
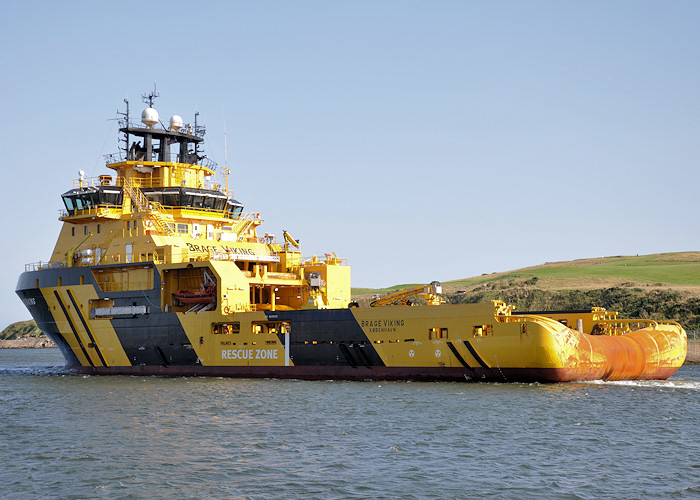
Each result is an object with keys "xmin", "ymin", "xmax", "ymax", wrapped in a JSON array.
[
  {"xmin": 233, "ymin": 212, "xmax": 260, "ymax": 239},
  {"xmin": 122, "ymin": 177, "xmax": 176, "ymax": 236}
]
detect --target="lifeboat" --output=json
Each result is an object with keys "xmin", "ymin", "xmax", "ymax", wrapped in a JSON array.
[{"xmin": 173, "ymin": 285, "xmax": 216, "ymax": 304}]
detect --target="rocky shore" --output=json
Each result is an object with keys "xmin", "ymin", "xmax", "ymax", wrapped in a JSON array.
[
  {"xmin": 0, "ymin": 337, "xmax": 56, "ymax": 349},
  {"xmin": 688, "ymin": 340, "xmax": 700, "ymax": 364}
]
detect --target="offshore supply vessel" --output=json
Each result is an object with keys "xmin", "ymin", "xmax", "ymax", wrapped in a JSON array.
[{"xmin": 16, "ymin": 93, "xmax": 687, "ymax": 382}]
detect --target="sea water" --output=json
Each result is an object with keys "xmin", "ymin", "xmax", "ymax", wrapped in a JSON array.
[{"xmin": 0, "ymin": 349, "xmax": 698, "ymax": 499}]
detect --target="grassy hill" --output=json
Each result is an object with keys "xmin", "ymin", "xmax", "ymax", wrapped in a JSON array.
[
  {"xmin": 443, "ymin": 252, "xmax": 700, "ymax": 291},
  {"xmin": 352, "ymin": 252, "xmax": 700, "ymax": 331},
  {"xmin": 1, "ymin": 319, "xmax": 43, "ymax": 340}
]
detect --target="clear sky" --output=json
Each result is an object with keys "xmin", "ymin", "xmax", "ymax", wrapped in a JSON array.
[{"xmin": 2, "ymin": 1, "xmax": 699, "ymax": 327}]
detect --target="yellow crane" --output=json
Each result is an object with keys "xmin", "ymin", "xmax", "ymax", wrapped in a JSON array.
[
  {"xmin": 370, "ymin": 281, "xmax": 444, "ymax": 307},
  {"xmin": 283, "ymin": 230, "xmax": 299, "ymax": 251},
  {"xmin": 64, "ymin": 232, "xmax": 92, "ymax": 267}
]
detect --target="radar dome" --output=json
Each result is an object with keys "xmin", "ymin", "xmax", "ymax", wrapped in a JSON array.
[
  {"xmin": 170, "ymin": 115, "xmax": 183, "ymax": 131},
  {"xmin": 141, "ymin": 107, "xmax": 159, "ymax": 127}
]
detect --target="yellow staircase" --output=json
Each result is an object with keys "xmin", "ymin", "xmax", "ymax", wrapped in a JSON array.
[
  {"xmin": 122, "ymin": 177, "xmax": 176, "ymax": 236},
  {"xmin": 233, "ymin": 212, "xmax": 260, "ymax": 239}
]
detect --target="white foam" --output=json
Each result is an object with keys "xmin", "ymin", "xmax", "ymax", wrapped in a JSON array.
[{"xmin": 585, "ymin": 379, "xmax": 700, "ymax": 390}]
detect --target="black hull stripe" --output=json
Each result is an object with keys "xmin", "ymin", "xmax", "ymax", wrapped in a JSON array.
[
  {"xmin": 353, "ymin": 345, "xmax": 372, "ymax": 368},
  {"xmin": 154, "ymin": 346, "xmax": 169, "ymax": 366},
  {"xmin": 53, "ymin": 290, "xmax": 93, "ymax": 367},
  {"xmin": 338, "ymin": 344, "xmax": 357, "ymax": 367},
  {"xmin": 446, "ymin": 342, "xmax": 473, "ymax": 371},
  {"xmin": 464, "ymin": 341, "xmax": 489, "ymax": 369},
  {"xmin": 66, "ymin": 289, "xmax": 107, "ymax": 367}
]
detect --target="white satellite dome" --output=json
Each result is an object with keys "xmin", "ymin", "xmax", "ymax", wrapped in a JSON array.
[
  {"xmin": 141, "ymin": 107, "xmax": 159, "ymax": 127},
  {"xmin": 170, "ymin": 115, "xmax": 183, "ymax": 131}
]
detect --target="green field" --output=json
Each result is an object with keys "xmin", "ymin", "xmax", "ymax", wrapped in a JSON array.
[
  {"xmin": 353, "ymin": 252, "xmax": 700, "ymax": 295},
  {"xmin": 447, "ymin": 253, "xmax": 700, "ymax": 289}
]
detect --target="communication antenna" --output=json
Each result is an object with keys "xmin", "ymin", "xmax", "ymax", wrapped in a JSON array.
[
  {"xmin": 142, "ymin": 81, "xmax": 159, "ymax": 107},
  {"xmin": 223, "ymin": 109, "xmax": 231, "ymax": 197},
  {"xmin": 116, "ymin": 97, "xmax": 130, "ymax": 155}
]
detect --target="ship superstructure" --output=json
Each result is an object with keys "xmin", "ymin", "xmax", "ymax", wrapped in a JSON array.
[{"xmin": 15, "ymin": 93, "xmax": 687, "ymax": 382}]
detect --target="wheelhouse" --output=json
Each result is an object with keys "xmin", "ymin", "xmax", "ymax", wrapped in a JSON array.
[{"xmin": 61, "ymin": 186, "xmax": 124, "ymax": 215}]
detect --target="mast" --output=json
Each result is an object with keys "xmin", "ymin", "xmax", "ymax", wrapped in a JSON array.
[
  {"xmin": 142, "ymin": 82, "xmax": 159, "ymax": 108},
  {"xmin": 223, "ymin": 110, "xmax": 230, "ymax": 197},
  {"xmin": 194, "ymin": 111, "xmax": 200, "ymax": 158},
  {"xmin": 117, "ymin": 98, "xmax": 130, "ymax": 158}
]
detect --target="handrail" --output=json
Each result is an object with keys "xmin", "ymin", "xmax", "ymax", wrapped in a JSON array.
[
  {"xmin": 122, "ymin": 177, "xmax": 176, "ymax": 237},
  {"xmin": 25, "ymin": 261, "xmax": 62, "ymax": 272},
  {"xmin": 105, "ymin": 153, "xmax": 217, "ymax": 171},
  {"xmin": 117, "ymin": 118, "xmax": 207, "ymax": 138},
  {"xmin": 594, "ymin": 318, "xmax": 659, "ymax": 335},
  {"xmin": 71, "ymin": 174, "xmax": 220, "ymax": 191},
  {"xmin": 60, "ymin": 204, "xmax": 243, "ymax": 221},
  {"xmin": 302, "ymin": 255, "xmax": 349, "ymax": 266},
  {"xmin": 60, "ymin": 204, "xmax": 123, "ymax": 219},
  {"xmin": 595, "ymin": 318, "xmax": 684, "ymax": 335},
  {"xmin": 232, "ymin": 212, "xmax": 263, "ymax": 236},
  {"xmin": 496, "ymin": 314, "xmax": 684, "ymax": 336},
  {"xmin": 70, "ymin": 176, "xmax": 117, "ymax": 189}
]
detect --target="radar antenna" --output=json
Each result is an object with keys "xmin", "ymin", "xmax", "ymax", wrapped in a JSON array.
[{"xmin": 142, "ymin": 81, "xmax": 159, "ymax": 107}]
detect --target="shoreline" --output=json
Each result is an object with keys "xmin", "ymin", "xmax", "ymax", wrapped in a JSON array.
[
  {"xmin": 687, "ymin": 340, "xmax": 700, "ymax": 364},
  {"xmin": 0, "ymin": 337, "xmax": 56, "ymax": 349},
  {"xmin": 1, "ymin": 338, "xmax": 698, "ymax": 363}
]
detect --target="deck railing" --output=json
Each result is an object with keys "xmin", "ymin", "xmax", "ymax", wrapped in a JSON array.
[
  {"xmin": 72, "ymin": 174, "xmax": 220, "ymax": 191},
  {"xmin": 105, "ymin": 152, "xmax": 217, "ymax": 171}
]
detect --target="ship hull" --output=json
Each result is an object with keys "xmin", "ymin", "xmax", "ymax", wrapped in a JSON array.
[
  {"xmin": 66, "ymin": 364, "xmax": 682, "ymax": 382},
  {"xmin": 16, "ymin": 264, "xmax": 687, "ymax": 383}
]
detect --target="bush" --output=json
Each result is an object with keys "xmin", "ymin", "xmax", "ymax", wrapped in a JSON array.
[{"xmin": 446, "ymin": 286, "xmax": 700, "ymax": 329}]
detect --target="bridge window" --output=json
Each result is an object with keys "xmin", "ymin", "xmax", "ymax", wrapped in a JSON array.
[
  {"xmin": 214, "ymin": 197, "xmax": 227, "ymax": 211},
  {"xmin": 62, "ymin": 187, "xmax": 121, "ymax": 215},
  {"xmin": 143, "ymin": 190, "xmax": 164, "ymax": 205},
  {"xmin": 100, "ymin": 189, "xmax": 123, "ymax": 206},
  {"xmin": 163, "ymin": 190, "xmax": 179, "ymax": 207}
]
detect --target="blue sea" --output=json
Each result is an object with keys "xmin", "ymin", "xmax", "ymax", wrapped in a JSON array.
[{"xmin": 0, "ymin": 349, "xmax": 698, "ymax": 499}]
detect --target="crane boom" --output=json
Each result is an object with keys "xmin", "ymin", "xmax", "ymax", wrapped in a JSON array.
[{"xmin": 370, "ymin": 281, "xmax": 443, "ymax": 307}]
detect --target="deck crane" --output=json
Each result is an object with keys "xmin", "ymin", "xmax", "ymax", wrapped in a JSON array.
[{"xmin": 370, "ymin": 281, "xmax": 444, "ymax": 307}]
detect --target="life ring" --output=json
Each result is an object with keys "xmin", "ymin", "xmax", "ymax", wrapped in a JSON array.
[
  {"xmin": 145, "ymin": 220, "xmax": 154, "ymax": 227},
  {"xmin": 224, "ymin": 306, "xmax": 232, "ymax": 315},
  {"xmin": 259, "ymin": 237, "xmax": 266, "ymax": 243},
  {"xmin": 113, "ymin": 254, "xmax": 119, "ymax": 262}
]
